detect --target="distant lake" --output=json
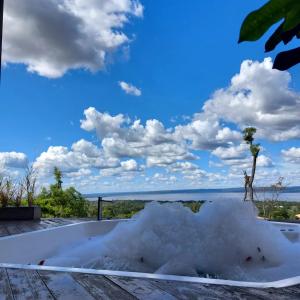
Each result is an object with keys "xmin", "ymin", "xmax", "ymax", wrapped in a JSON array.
[{"xmin": 86, "ymin": 191, "xmax": 300, "ymax": 202}]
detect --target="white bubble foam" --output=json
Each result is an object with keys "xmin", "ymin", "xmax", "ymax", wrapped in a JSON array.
[{"xmin": 45, "ymin": 199, "xmax": 300, "ymax": 281}]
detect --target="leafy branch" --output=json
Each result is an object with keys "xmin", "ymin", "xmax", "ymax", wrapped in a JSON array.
[{"xmin": 239, "ymin": 0, "xmax": 300, "ymax": 70}]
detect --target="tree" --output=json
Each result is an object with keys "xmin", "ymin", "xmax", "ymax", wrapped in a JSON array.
[
  {"xmin": 239, "ymin": 0, "xmax": 300, "ymax": 70},
  {"xmin": 0, "ymin": 177, "xmax": 14, "ymax": 208},
  {"xmin": 54, "ymin": 167, "xmax": 63, "ymax": 190},
  {"xmin": 24, "ymin": 166, "xmax": 37, "ymax": 207},
  {"xmin": 243, "ymin": 127, "xmax": 260, "ymax": 201},
  {"xmin": 14, "ymin": 181, "xmax": 24, "ymax": 208},
  {"xmin": 35, "ymin": 167, "xmax": 89, "ymax": 217}
]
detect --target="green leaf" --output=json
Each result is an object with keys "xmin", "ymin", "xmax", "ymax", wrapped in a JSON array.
[
  {"xmin": 265, "ymin": 22, "xmax": 300, "ymax": 52},
  {"xmin": 265, "ymin": 22, "xmax": 284, "ymax": 52},
  {"xmin": 273, "ymin": 47, "xmax": 300, "ymax": 70},
  {"xmin": 283, "ymin": 5, "xmax": 300, "ymax": 31},
  {"xmin": 239, "ymin": 0, "xmax": 295, "ymax": 43}
]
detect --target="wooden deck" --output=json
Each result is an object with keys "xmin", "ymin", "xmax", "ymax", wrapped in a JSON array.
[{"xmin": 0, "ymin": 219, "xmax": 300, "ymax": 300}]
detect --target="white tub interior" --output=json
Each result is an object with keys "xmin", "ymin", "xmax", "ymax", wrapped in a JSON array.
[{"xmin": 0, "ymin": 220, "xmax": 125, "ymax": 264}]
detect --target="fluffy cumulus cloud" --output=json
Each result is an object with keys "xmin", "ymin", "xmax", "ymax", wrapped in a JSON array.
[
  {"xmin": 203, "ymin": 58, "xmax": 300, "ymax": 141},
  {"xmin": 120, "ymin": 159, "xmax": 138, "ymax": 171},
  {"xmin": 0, "ymin": 152, "xmax": 28, "ymax": 169},
  {"xmin": 167, "ymin": 162, "xmax": 211, "ymax": 183},
  {"xmin": 212, "ymin": 144, "xmax": 248, "ymax": 161},
  {"xmin": 282, "ymin": 147, "xmax": 300, "ymax": 163},
  {"xmin": 212, "ymin": 143, "xmax": 273, "ymax": 167},
  {"xmin": 3, "ymin": 0, "xmax": 143, "ymax": 78},
  {"xmin": 119, "ymin": 81, "xmax": 142, "ymax": 96},
  {"xmin": 33, "ymin": 139, "xmax": 119, "ymax": 176},
  {"xmin": 174, "ymin": 114, "xmax": 241, "ymax": 150},
  {"xmin": 81, "ymin": 107, "xmax": 197, "ymax": 167}
]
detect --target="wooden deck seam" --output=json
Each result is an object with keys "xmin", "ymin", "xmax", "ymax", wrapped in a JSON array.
[
  {"xmin": 36, "ymin": 270, "xmax": 57, "ymax": 300},
  {"xmin": 4, "ymin": 268, "xmax": 16, "ymax": 300},
  {"xmin": 103, "ymin": 275, "xmax": 139, "ymax": 299}
]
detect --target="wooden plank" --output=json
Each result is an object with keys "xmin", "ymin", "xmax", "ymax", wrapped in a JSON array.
[
  {"xmin": 38, "ymin": 271, "xmax": 95, "ymax": 300},
  {"xmin": 150, "ymin": 280, "xmax": 222, "ymax": 300},
  {"xmin": 107, "ymin": 276, "xmax": 176, "ymax": 300},
  {"xmin": 12, "ymin": 221, "xmax": 40, "ymax": 234},
  {"xmin": 151, "ymin": 280, "xmax": 300, "ymax": 300},
  {"xmin": 0, "ymin": 224, "xmax": 9, "ymax": 237},
  {"xmin": 6, "ymin": 268, "xmax": 37, "ymax": 300},
  {"xmin": 41, "ymin": 219, "xmax": 60, "ymax": 226},
  {"xmin": 24, "ymin": 270, "xmax": 55, "ymax": 299},
  {"xmin": 52, "ymin": 219, "xmax": 72, "ymax": 225},
  {"xmin": 223, "ymin": 285, "xmax": 300, "ymax": 300},
  {"xmin": 24, "ymin": 221, "xmax": 48, "ymax": 232},
  {"xmin": 0, "ymin": 268, "xmax": 13, "ymax": 300},
  {"xmin": 39, "ymin": 220, "xmax": 53, "ymax": 229},
  {"xmin": 73, "ymin": 273, "xmax": 135, "ymax": 300},
  {"xmin": 3, "ymin": 223, "xmax": 22, "ymax": 235}
]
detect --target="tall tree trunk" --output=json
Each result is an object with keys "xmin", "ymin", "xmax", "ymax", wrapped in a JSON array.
[{"xmin": 249, "ymin": 155, "xmax": 257, "ymax": 201}]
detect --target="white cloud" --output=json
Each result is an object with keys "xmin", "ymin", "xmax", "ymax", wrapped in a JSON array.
[
  {"xmin": 174, "ymin": 114, "xmax": 241, "ymax": 150},
  {"xmin": 81, "ymin": 107, "xmax": 197, "ymax": 167},
  {"xmin": 33, "ymin": 140, "xmax": 119, "ymax": 176},
  {"xmin": 212, "ymin": 144, "xmax": 248, "ymax": 160},
  {"xmin": 119, "ymin": 81, "xmax": 142, "ymax": 96},
  {"xmin": 282, "ymin": 147, "xmax": 300, "ymax": 163},
  {"xmin": 3, "ymin": 0, "xmax": 143, "ymax": 78},
  {"xmin": 203, "ymin": 58, "xmax": 300, "ymax": 141},
  {"xmin": 168, "ymin": 162, "xmax": 199, "ymax": 172},
  {"xmin": 100, "ymin": 159, "xmax": 142, "ymax": 178},
  {"xmin": 121, "ymin": 159, "xmax": 138, "ymax": 171},
  {"xmin": 0, "ymin": 152, "xmax": 28, "ymax": 169},
  {"xmin": 81, "ymin": 107, "xmax": 126, "ymax": 139},
  {"xmin": 71, "ymin": 139, "xmax": 101, "ymax": 157},
  {"xmin": 257, "ymin": 155, "xmax": 274, "ymax": 168},
  {"xmin": 66, "ymin": 168, "xmax": 92, "ymax": 178}
]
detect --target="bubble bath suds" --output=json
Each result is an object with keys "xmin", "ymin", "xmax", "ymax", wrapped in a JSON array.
[{"xmin": 45, "ymin": 199, "xmax": 300, "ymax": 282}]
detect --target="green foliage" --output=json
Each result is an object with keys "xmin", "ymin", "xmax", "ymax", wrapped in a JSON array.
[
  {"xmin": 239, "ymin": 0, "xmax": 300, "ymax": 70},
  {"xmin": 243, "ymin": 127, "xmax": 260, "ymax": 157},
  {"xmin": 24, "ymin": 166, "xmax": 37, "ymax": 207},
  {"xmin": 239, "ymin": 0, "xmax": 299, "ymax": 42},
  {"xmin": 54, "ymin": 167, "xmax": 63, "ymax": 190},
  {"xmin": 255, "ymin": 201, "xmax": 300, "ymax": 221},
  {"xmin": 243, "ymin": 127, "xmax": 256, "ymax": 144},
  {"xmin": 35, "ymin": 167, "xmax": 89, "ymax": 217},
  {"xmin": 0, "ymin": 177, "xmax": 14, "ymax": 208},
  {"xmin": 36, "ymin": 186, "xmax": 89, "ymax": 218},
  {"xmin": 250, "ymin": 144, "xmax": 260, "ymax": 158}
]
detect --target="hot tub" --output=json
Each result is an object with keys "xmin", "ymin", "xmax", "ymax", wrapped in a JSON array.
[{"xmin": 0, "ymin": 219, "xmax": 300, "ymax": 289}]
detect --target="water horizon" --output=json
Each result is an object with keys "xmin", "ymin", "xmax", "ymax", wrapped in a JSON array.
[{"xmin": 85, "ymin": 188, "xmax": 300, "ymax": 202}]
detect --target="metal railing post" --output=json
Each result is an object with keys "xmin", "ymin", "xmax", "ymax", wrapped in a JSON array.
[{"xmin": 97, "ymin": 196, "xmax": 102, "ymax": 221}]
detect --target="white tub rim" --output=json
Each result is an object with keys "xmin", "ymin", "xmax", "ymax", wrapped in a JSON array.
[{"xmin": 0, "ymin": 262, "xmax": 299, "ymax": 289}]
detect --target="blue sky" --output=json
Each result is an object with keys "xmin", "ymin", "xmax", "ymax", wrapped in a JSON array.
[{"xmin": 1, "ymin": 0, "xmax": 300, "ymax": 193}]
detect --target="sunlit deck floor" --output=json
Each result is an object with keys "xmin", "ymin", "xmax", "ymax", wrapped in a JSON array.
[{"xmin": 0, "ymin": 219, "xmax": 300, "ymax": 300}]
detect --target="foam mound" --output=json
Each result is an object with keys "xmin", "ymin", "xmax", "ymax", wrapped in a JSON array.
[{"xmin": 45, "ymin": 199, "xmax": 300, "ymax": 281}]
